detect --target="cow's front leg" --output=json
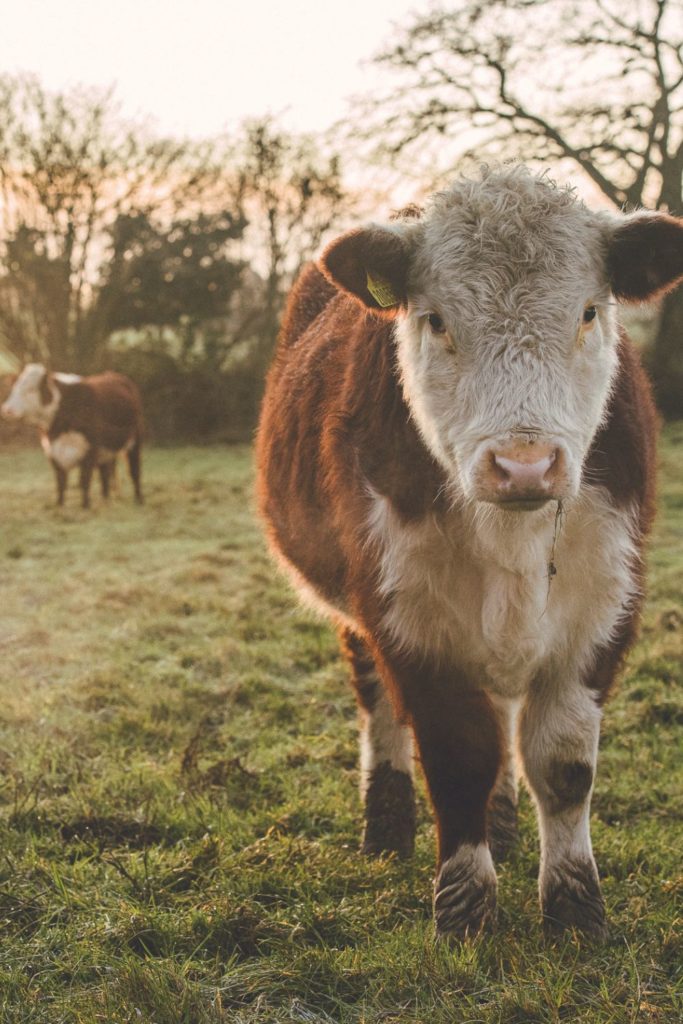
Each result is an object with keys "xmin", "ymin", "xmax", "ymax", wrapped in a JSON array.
[
  {"xmin": 52, "ymin": 462, "xmax": 67, "ymax": 506},
  {"xmin": 341, "ymin": 629, "xmax": 415, "ymax": 858},
  {"xmin": 79, "ymin": 452, "xmax": 96, "ymax": 508},
  {"xmin": 383, "ymin": 651, "xmax": 501, "ymax": 940},
  {"xmin": 520, "ymin": 674, "xmax": 606, "ymax": 937}
]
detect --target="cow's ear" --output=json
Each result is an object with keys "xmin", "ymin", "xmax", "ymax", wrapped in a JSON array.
[
  {"xmin": 320, "ymin": 226, "xmax": 411, "ymax": 313},
  {"xmin": 607, "ymin": 213, "xmax": 683, "ymax": 302},
  {"xmin": 39, "ymin": 368, "xmax": 53, "ymax": 405}
]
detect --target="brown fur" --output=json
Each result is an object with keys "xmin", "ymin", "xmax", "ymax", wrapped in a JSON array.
[
  {"xmin": 582, "ymin": 333, "xmax": 658, "ymax": 702},
  {"xmin": 320, "ymin": 228, "xmax": 410, "ymax": 311},
  {"xmin": 50, "ymin": 373, "xmax": 143, "ymax": 453},
  {"xmin": 377, "ymin": 646, "xmax": 502, "ymax": 859},
  {"xmin": 607, "ymin": 215, "xmax": 683, "ymax": 302},
  {"xmin": 48, "ymin": 371, "xmax": 144, "ymax": 507},
  {"xmin": 340, "ymin": 628, "xmax": 379, "ymax": 711}
]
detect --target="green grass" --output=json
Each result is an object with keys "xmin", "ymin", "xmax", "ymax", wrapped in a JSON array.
[{"xmin": 0, "ymin": 432, "xmax": 681, "ymax": 1023}]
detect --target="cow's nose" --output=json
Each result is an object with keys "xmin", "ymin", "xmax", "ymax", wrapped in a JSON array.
[
  {"xmin": 485, "ymin": 442, "xmax": 563, "ymax": 507},
  {"xmin": 493, "ymin": 450, "xmax": 556, "ymax": 489}
]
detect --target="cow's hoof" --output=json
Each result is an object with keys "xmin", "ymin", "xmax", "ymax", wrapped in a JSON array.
[
  {"xmin": 488, "ymin": 791, "xmax": 518, "ymax": 862},
  {"xmin": 361, "ymin": 763, "xmax": 416, "ymax": 859},
  {"xmin": 433, "ymin": 845, "xmax": 497, "ymax": 941},
  {"xmin": 542, "ymin": 859, "xmax": 607, "ymax": 939}
]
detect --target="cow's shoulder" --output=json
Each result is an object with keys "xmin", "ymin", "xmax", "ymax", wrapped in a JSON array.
[
  {"xmin": 308, "ymin": 303, "xmax": 448, "ymax": 523},
  {"xmin": 278, "ymin": 262, "xmax": 338, "ymax": 349},
  {"xmin": 50, "ymin": 379, "xmax": 98, "ymax": 430},
  {"xmin": 586, "ymin": 332, "xmax": 657, "ymax": 529}
]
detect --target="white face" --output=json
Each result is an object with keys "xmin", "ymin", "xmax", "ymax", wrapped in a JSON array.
[
  {"xmin": 1, "ymin": 363, "xmax": 60, "ymax": 428},
  {"xmin": 394, "ymin": 175, "xmax": 619, "ymax": 510}
]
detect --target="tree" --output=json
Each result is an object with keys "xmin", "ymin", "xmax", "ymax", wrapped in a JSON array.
[
  {"xmin": 0, "ymin": 74, "xmax": 237, "ymax": 371},
  {"xmin": 100, "ymin": 209, "xmax": 246, "ymax": 337},
  {"xmin": 239, "ymin": 117, "xmax": 348, "ymax": 361},
  {"xmin": 368, "ymin": 0, "xmax": 683, "ymax": 414}
]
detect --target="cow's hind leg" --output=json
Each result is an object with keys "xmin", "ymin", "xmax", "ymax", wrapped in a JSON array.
[
  {"xmin": 127, "ymin": 441, "xmax": 143, "ymax": 504},
  {"xmin": 487, "ymin": 696, "xmax": 519, "ymax": 862},
  {"xmin": 520, "ymin": 674, "xmax": 606, "ymax": 938},
  {"xmin": 98, "ymin": 462, "xmax": 113, "ymax": 499},
  {"xmin": 341, "ymin": 629, "xmax": 415, "ymax": 858}
]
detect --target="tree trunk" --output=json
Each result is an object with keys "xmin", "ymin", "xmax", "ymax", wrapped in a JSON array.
[{"xmin": 649, "ymin": 288, "xmax": 683, "ymax": 419}]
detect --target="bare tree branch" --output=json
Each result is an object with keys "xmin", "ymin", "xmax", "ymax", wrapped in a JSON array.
[
  {"xmin": 0, "ymin": 74, "xmax": 236, "ymax": 369},
  {"xmin": 361, "ymin": 0, "xmax": 682, "ymax": 213}
]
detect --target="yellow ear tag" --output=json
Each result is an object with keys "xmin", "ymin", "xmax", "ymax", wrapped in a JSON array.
[{"xmin": 366, "ymin": 270, "xmax": 398, "ymax": 308}]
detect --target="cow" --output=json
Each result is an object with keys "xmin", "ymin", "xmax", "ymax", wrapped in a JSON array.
[
  {"xmin": 2, "ymin": 364, "xmax": 144, "ymax": 508},
  {"xmin": 256, "ymin": 166, "xmax": 683, "ymax": 941}
]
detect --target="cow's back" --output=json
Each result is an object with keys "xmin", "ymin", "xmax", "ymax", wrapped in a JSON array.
[
  {"xmin": 87, "ymin": 372, "xmax": 143, "ymax": 432},
  {"xmin": 277, "ymin": 263, "xmax": 338, "ymax": 350},
  {"xmin": 51, "ymin": 372, "xmax": 143, "ymax": 450}
]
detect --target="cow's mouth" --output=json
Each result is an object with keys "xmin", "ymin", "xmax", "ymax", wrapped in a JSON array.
[{"xmin": 495, "ymin": 497, "xmax": 552, "ymax": 512}]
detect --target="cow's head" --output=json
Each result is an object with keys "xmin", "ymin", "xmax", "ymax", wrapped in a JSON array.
[
  {"xmin": 1, "ymin": 363, "xmax": 60, "ymax": 428},
  {"xmin": 321, "ymin": 167, "xmax": 683, "ymax": 511}
]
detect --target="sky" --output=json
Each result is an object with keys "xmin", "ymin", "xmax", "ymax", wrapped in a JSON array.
[{"xmin": 2, "ymin": 0, "xmax": 427, "ymax": 138}]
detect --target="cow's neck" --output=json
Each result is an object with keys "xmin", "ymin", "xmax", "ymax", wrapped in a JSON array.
[
  {"xmin": 31, "ymin": 401, "xmax": 59, "ymax": 432},
  {"xmin": 465, "ymin": 498, "xmax": 559, "ymax": 573}
]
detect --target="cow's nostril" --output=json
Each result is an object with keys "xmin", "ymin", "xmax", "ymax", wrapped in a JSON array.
[
  {"xmin": 490, "ymin": 451, "xmax": 511, "ymax": 483},
  {"xmin": 489, "ymin": 445, "xmax": 561, "ymax": 495}
]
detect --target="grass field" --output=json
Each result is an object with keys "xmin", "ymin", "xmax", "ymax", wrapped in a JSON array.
[{"xmin": 1, "ymin": 432, "xmax": 682, "ymax": 1023}]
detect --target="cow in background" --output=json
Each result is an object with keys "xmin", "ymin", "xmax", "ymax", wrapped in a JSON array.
[
  {"xmin": 2, "ymin": 365, "xmax": 144, "ymax": 508},
  {"xmin": 257, "ymin": 166, "xmax": 683, "ymax": 940}
]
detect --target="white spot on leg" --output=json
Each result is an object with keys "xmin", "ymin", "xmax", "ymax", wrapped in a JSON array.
[
  {"xmin": 436, "ymin": 843, "xmax": 497, "ymax": 891},
  {"xmin": 540, "ymin": 805, "xmax": 595, "ymax": 884},
  {"xmin": 358, "ymin": 680, "xmax": 413, "ymax": 798},
  {"xmin": 520, "ymin": 674, "xmax": 605, "ymax": 930},
  {"xmin": 434, "ymin": 843, "xmax": 497, "ymax": 939}
]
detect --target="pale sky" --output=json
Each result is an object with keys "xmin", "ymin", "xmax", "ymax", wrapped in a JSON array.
[{"xmin": 2, "ymin": 0, "xmax": 428, "ymax": 137}]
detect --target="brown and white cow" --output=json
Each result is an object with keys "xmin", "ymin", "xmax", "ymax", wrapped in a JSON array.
[
  {"xmin": 257, "ymin": 167, "xmax": 683, "ymax": 940},
  {"xmin": 2, "ymin": 365, "xmax": 144, "ymax": 508}
]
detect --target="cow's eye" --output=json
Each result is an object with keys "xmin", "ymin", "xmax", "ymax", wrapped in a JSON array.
[
  {"xmin": 583, "ymin": 305, "xmax": 597, "ymax": 325},
  {"xmin": 427, "ymin": 313, "xmax": 446, "ymax": 334}
]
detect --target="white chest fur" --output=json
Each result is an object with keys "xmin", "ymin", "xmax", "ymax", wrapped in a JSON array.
[
  {"xmin": 367, "ymin": 485, "xmax": 637, "ymax": 697},
  {"xmin": 42, "ymin": 431, "xmax": 90, "ymax": 470}
]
